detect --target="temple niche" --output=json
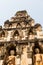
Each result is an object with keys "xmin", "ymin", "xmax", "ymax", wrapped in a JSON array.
[{"xmin": 0, "ymin": 10, "xmax": 43, "ymax": 65}]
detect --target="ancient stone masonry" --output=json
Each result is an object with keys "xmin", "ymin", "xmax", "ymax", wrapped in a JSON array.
[{"xmin": 0, "ymin": 10, "xmax": 43, "ymax": 65}]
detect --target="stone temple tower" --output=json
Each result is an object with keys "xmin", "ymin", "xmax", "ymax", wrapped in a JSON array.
[{"xmin": 0, "ymin": 10, "xmax": 43, "ymax": 65}]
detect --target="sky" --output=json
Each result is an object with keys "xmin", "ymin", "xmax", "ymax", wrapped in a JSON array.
[{"xmin": 0, "ymin": 0, "xmax": 43, "ymax": 27}]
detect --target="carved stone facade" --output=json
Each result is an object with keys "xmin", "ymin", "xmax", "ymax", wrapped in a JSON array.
[{"xmin": 0, "ymin": 10, "xmax": 43, "ymax": 65}]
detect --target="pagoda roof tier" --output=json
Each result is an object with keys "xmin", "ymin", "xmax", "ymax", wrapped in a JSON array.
[
  {"xmin": 9, "ymin": 16, "xmax": 32, "ymax": 22},
  {"xmin": 0, "ymin": 39, "xmax": 43, "ymax": 45},
  {"xmin": 4, "ymin": 20, "xmax": 29, "ymax": 24},
  {"xmin": 4, "ymin": 18, "xmax": 34, "ymax": 26},
  {"xmin": 2, "ymin": 27, "xmax": 31, "ymax": 31},
  {"xmin": 15, "ymin": 10, "xmax": 28, "ymax": 16},
  {"xmin": 11, "ymin": 15, "xmax": 30, "ymax": 19}
]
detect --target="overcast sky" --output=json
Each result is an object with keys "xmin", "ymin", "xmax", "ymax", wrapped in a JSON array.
[{"xmin": 0, "ymin": 0, "xmax": 43, "ymax": 27}]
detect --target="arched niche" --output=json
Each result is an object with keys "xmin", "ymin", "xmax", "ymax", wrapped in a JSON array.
[
  {"xmin": 6, "ymin": 43, "xmax": 16, "ymax": 56},
  {"xmin": 13, "ymin": 30, "xmax": 21, "ymax": 40},
  {"xmin": 28, "ymin": 27, "xmax": 35, "ymax": 40},
  {"xmin": 9, "ymin": 23, "xmax": 12, "ymax": 28},
  {"xmin": 32, "ymin": 41, "xmax": 42, "ymax": 65},
  {"xmin": 16, "ymin": 23, "xmax": 22, "ymax": 28},
  {"xmin": 1, "ymin": 31, "xmax": 5, "ymax": 37},
  {"xmin": 25, "ymin": 21, "xmax": 30, "ymax": 27}
]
